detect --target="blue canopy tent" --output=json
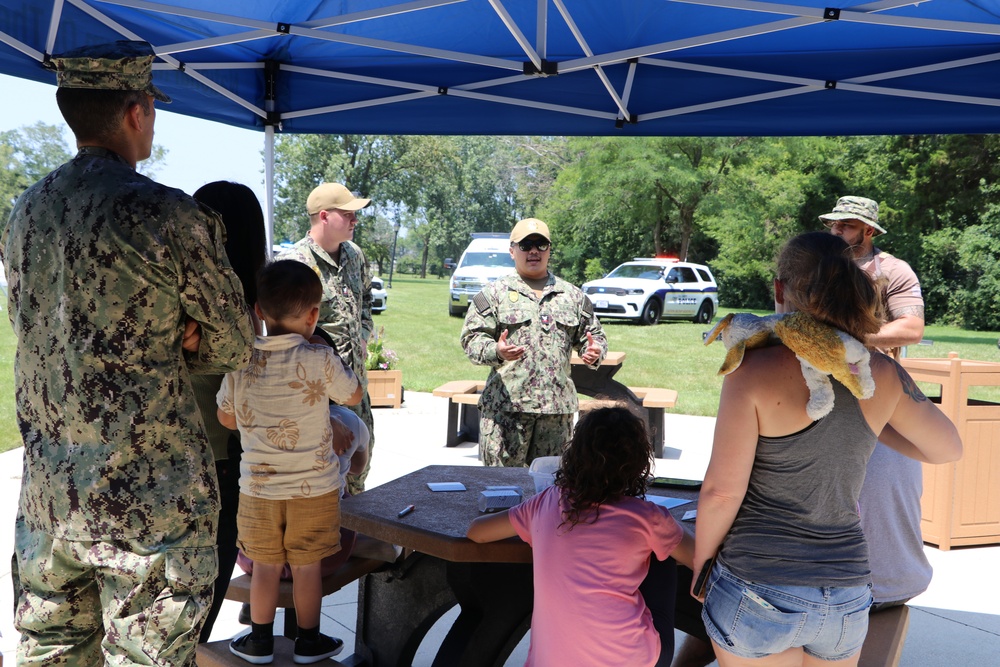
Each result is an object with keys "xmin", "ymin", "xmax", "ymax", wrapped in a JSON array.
[{"xmin": 4, "ymin": 0, "xmax": 1000, "ymax": 233}]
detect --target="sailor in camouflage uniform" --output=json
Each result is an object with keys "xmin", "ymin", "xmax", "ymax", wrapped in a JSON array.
[
  {"xmin": 279, "ymin": 183, "xmax": 375, "ymax": 494},
  {"xmin": 461, "ymin": 218, "xmax": 608, "ymax": 467},
  {"xmin": 0, "ymin": 41, "xmax": 253, "ymax": 666}
]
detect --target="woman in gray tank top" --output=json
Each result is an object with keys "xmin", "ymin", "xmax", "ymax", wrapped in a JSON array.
[{"xmin": 692, "ymin": 232, "xmax": 961, "ymax": 667}]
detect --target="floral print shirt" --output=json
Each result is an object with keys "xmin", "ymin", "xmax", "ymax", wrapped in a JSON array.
[{"xmin": 217, "ymin": 334, "xmax": 358, "ymax": 499}]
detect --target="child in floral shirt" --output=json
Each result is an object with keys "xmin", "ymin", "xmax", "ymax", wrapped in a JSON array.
[{"xmin": 218, "ymin": 259, "xmax": 361, "ymax": 664}]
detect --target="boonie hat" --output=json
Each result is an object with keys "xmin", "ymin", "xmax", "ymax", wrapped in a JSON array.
[
  {"xmin": 819, "ymin": 196, "xmax": 887, "ymax": 236},
  {"xmin": 306, "ymin": 183, "xmax": 371, "ymax": 215},
  {"xmin": 51, "ymin": 40, "xmax": 171, "ymax": 103},
  {"xmin": 510, "ymin": 218, "xmax": 551, "ymax": 243}
]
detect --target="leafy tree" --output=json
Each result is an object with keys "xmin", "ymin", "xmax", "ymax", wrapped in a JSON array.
[
  {"xmin": 271, "ymin": 134, "xmax": 526, "ymax": 276},
  {"xmin": 2, "ymin": 121, "xmax": 166, "ymax": 224},
  {"xmin": 1, "ymin": 123, "xmax": 72, "ymax": 221},
  {"xmin": 271, "ymin": 134, "xmax": 415, "ymax": 245},
  {"xmin": 543, "ymin": 136, "xmax": 752, "ymax": 284},
  {"xmin": 919, "ymin": 182, "xmax": 1000, "ymax": 330},
  {"xmin": 702, "ymin": 137, "xmax": 840, "ymax": 308}
]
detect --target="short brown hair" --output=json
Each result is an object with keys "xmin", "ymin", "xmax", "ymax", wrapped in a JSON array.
[
  {"xmin": 255, "ymin": 260, "xmax": 323, "ymax": 323},
  {"xmin": 56, "ymin": 88, "xmax": 150, "ymax": 143}
]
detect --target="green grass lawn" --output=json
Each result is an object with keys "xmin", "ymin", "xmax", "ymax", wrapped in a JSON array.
[{"xmin": 2, "ymin": 275, "xmax": 999, "ymax": 453}]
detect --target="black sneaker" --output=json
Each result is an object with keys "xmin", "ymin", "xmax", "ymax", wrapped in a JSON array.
[
  {"xmin": 293, "ymin": 633, "xmax": 344, "ymax": 664},
  {"xmin": 229, "ymin": 632, "xmax": 274, "ymax": 665}
]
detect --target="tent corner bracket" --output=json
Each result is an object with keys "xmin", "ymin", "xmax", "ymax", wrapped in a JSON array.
[{"xmin": 523, "ymin": 60, "xmax": 558, "ymax": 77}]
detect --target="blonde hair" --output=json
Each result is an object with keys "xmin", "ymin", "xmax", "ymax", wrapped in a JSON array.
[{"xmin": 775, "ymin": 232, "xmax": 881, "ymax": 343}]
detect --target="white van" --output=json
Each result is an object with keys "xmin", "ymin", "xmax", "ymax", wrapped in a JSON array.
[{"xmin": 447, "ymin": 233, "xmax": 516, "ymax": 316}]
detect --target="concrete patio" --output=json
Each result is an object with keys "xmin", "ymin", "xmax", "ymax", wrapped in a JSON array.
[{"xmin": 0, "ymin": 390, "xmax": 997, "ymax": 665}]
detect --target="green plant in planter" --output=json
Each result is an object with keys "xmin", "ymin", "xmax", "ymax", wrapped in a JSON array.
[{"xmin": 366, "ymin": 327, "xmax": 399, "ymax": 371}]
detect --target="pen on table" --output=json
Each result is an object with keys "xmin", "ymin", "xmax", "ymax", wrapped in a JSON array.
[{"xmin": 397, "ymin": 504, "xmax": 415, "ymax": 518}]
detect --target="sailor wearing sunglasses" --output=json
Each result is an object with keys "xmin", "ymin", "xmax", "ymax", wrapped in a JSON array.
[{"xmin": 461, "ymin": 218, "xmax": 608, "ymax": 468}]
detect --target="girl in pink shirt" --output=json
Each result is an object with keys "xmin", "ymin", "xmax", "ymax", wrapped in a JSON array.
[{"xmin": 468, "ymin": 405, "xmax": 694, "ymax": 667}]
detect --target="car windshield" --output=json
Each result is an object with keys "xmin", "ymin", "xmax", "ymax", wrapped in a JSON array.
[
  {"xmin": 461, "ymin": 252, "xmax": 515, "ymax": 268},
  {"xmin": 607, "ymin": 264, "xmax": 665, "ymax": 280}
]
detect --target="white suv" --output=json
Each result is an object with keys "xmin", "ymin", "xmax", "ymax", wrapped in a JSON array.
[
  {"xmin": 448, "ymin": 233, "xmax": 517, "ymax": 316},
  {"xmin": 582, "ymin": 258, "xmax": 719, "ymax": 325},
  {"xmin": 371, "ymin": 276, "xmax": 387, "ymax": 313}
]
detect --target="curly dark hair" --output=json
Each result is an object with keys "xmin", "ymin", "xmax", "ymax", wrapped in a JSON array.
[{"xmin": 554, "ymin": 404, "xmax": 652, "ymax": 530}]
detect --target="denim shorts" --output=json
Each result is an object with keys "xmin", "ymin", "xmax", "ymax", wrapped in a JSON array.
[{"xmin": 701, "ymin": 563, "xmax": 872, "ymax": 661}]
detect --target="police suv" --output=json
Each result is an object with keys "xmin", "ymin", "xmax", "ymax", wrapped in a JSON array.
[{"xmin": 582, "ymin": 258, "xmax": 719, "ymax": 325}]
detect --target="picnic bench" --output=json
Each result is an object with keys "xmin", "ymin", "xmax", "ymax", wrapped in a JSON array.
[
  {"xmin": 196, "ymin": 556, "xmax": 387, "ymax": 667},
  {"xmin": 858, "ymin": 604, "xmax": 910, "ymax": 667},
  {"xmin": 433, "ymin": 352, "xmax": 677, "ymax": 456}
]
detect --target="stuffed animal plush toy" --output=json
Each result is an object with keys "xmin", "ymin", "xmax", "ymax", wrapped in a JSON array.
[{"xmin": 704, "ymin": 311, "xmax": 874, "ymax": 419}]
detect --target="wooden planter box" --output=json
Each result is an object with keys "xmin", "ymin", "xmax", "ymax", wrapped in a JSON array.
[
  {"xmin": 901, "ymin": 354, "xmax": 1000, "ymax": 550},
  {"xmin": 368, "ymin": 369, "xmax": 403, "ymax": 408}
]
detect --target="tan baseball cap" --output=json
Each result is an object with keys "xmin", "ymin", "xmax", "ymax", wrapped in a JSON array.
[
  {"xmin": 510, "ymin": 218, "xmax": 551, "ymax": 243},
  {"xmin": 306, "ymin": 183, "xmax": 371, "ymax": 215},
  {"xmin": 51, "ymin": 40, "xmax": 171, "ymax": 103}
]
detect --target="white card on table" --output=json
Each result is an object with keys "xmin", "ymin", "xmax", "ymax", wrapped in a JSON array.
[{"xmin": 427, "ymin": 482, "xmax": 467, "ymax": 492}]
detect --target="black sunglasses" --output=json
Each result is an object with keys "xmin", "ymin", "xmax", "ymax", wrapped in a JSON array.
[{"xmin": 514, "ymin": 239, "xmax": 551, "ymax": 252}]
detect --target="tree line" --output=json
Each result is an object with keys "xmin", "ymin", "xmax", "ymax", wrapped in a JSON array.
[{"xmin": 4, "ymin": 123, "xmax": 1000, "ymax": 329}]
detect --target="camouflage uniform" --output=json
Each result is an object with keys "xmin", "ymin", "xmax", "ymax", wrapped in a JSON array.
[
  {"xmin": 1, "ymin": 146, "xmax": 253, "ymax": 666},
  {"xmin": 461, "ymin": 272, "xmax": 608, "ymax": 466},
  {"xmin": 280, "ymin": 235, "xmax": 374, "ymax": 494}
]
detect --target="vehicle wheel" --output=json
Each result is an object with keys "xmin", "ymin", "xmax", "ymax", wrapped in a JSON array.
[
  {"xmin": 639, "ymin": 299, "xmax": 662, "ymax": 325},
  {"xmin": 694, "ymin": 301, "xmax": 714, "ymax": 324},
  {"xmin": 448, "ymin": 305, "xmax": 465, "ymax": 317}
]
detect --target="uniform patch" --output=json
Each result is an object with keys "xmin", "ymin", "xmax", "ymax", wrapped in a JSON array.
[
  {"xmin": 473, "ymin": 291, "xmax": 492, "ymax": 316},
  {"xmin": 508, "ymin": 291, "xmax": 519, "ymax": 303}
]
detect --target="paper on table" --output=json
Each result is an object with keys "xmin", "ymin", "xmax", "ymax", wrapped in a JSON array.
[
  {"xmin": 644, "ymin": 495, "xmax": 691, "ymax": 510},
  {"xmin": 427, "ymin": 482, "xmax": 467, "ymax": 492}
]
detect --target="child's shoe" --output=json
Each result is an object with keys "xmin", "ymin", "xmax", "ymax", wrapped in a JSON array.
[
  {"xmin": 292, "ymin": 633, "xmax": 344, "ymax": 664},
  {"xmin": 229, "ymin": 632, "xmax": 274, "ymax": 664}
]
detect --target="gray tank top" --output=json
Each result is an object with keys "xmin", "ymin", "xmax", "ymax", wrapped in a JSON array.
[{"xmin": 718, "ymin": 380, "xmax": 877, "ymax": 587}]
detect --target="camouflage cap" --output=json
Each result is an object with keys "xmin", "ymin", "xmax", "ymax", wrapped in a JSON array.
[
  {"xmin": 51, "ymin": 40, "xmax": 171, "ymax": 103},
  {"xmin": 510, "ymin": 218, "xmax": 551, "ymax": 243},
  {"xmin": 818, "ymin": 196, "xmax": 886, "ymax": 236}
]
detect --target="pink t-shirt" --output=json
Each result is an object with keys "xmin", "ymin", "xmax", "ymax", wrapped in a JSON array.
[{"xmin": 508, "ymin": 486, "xmax": 684, "ymax": 667}]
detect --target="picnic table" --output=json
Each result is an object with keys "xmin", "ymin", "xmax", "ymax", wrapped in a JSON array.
[
  {"xmin": 433, "ymin": 351, "xmax": 678, "ymax": 455},
  {"xmin": 340, "ymin": 464, "xmax": 697, "ymax": 667}
]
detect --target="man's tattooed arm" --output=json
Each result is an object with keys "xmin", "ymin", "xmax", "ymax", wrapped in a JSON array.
[{"xmin": 888, "ymin": 305, "xmax": 925, "ymax": 321}]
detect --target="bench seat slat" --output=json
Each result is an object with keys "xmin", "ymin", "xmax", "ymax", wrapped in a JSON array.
[{"xmin": 223, "ymin": 557, "xmax": 384, "ymax": 607}]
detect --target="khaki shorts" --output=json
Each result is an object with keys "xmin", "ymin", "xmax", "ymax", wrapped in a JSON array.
[{"xmin": 237, "ymin": 490, "xmax": 341, "ymax": 567}]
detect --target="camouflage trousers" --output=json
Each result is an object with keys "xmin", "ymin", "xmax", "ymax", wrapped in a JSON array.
[
  {"xmin": 346, "ymin": 392, "xmax": 375, "ymax": 495},
  {"xmin": 479, "ymin": 410, "xmax": 574, "ymax": 467},
  {"xmin": 14, "ymin": 513, "xmax": 218, "ymax": 667}
]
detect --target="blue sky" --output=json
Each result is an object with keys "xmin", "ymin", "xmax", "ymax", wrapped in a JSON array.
[{"xmin": 0, "ymin": 73, "xmax": 268, "ymax": 205}]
